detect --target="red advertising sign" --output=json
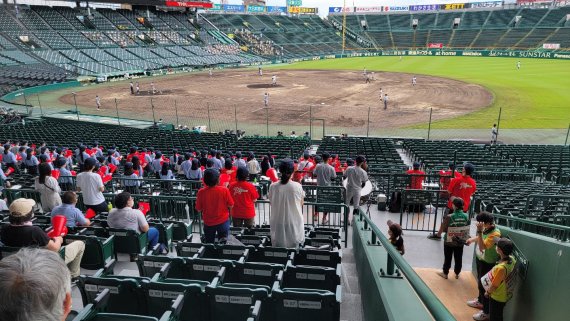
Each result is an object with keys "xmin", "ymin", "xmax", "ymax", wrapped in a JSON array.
[
  {"xmin": 165, "ymin": 1, "xmax": 213, "ymax": 8},
  {"xmin": 428, "ymin": 43, "xmax": 443, "ymax": 48}
]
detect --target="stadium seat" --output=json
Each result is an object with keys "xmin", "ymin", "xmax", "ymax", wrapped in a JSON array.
[
  {"xmin": 107, "ymin": 228, "xmax": 148, "ymax": 257},
  {"xmin": 271, "ymin": 285, "xmax": 341, "ymax": 321},
  {"xmin": 64, "ymin": 234, "xmax": 115, "ymax": 270},
  {"xmin": 205, "ymin": 276, "xmax": 270, "ymax": 321},
  {"xmin": 281, "ymin": 263, "xmax": 341, "ymax": 293},
  {"xmin": 294, "ymin": 249, "xmax": 342, "ymax": 268}
]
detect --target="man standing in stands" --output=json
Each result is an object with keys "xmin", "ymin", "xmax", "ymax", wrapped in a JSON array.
[
  {"xmin": 264, "ymin": 92, "xmax": 269, "ymax": 107},
  {"xmin": 383, "ymin": 93, "xmax": 389, "ymax": 110},
  {"xmin": 95, "ymin": 95, "xmax": 101, "ymax": 110},
  {"xmin": 491, "ymin": 124, "xmax": 498, "ymax": 145},
  {"xmin": 344, "ymin": 155, "xmax": 368, "ymax": 223},
  {"xmin": 314, "ymin": 153, "xmax": 337, "ymax": 225}
]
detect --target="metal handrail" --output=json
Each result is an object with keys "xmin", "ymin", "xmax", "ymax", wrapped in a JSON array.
[{"xmin": 356, "ymin": 209, "xmax": 456, "ymax": 321}]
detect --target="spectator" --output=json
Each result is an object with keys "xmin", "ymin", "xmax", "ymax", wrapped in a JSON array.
[
  {"xmin": 447, "ymin": 163, "xmax": 477, "ymax": 213},
  {"xmin": 431, "ymin": 198, "xmax": 470, "ymax": 279},
  {"xmin": 343, "ymin": 155, "xmax": 368, "ymax": 222},
  {"xmin": 22, "ymin": 148, "xmax": 39, "ymax": 175},
  {"xmin": 76, "ymin": 158, "xmax": 107, "ymax": 213},
  {"xmin": 39, "ymin": 154, "xmax": 54, "ymax": 170},
  {"xmin": 220, "ymin": 159, "xmax": 237, "ymax": 187},
  {"xmin": 55, "ymin": 157, "xmax": 73, "ymax": 191},
  {"xmin": 234, "ymin": 152, "xmax": 247, "ymax": 168},
  {"xmin": 313, "ymin": 152, "xmax": 337, "ymax": 225},
  {"xmin": 34, "ymin": 163, "xmax": 62, "ymax": 212},
  {"xmin": 466, "ymin": 212, "xmax": 502, "ymax": 321},
  {"xmin": 122, "ymin": 162, "xmax": 141, "ymax": 194},
  {"xmin": 195, "ymin": 169, "xmax": 234, "ymax": 243},
  {"xmin": 186, "ymin": 158, "xmax": 203, "ymax": 180},
  {"xmin": 150, "ymin": 151, "xmax": 162, "ymax": 178},
  {"xmin": 247, "ymin": 153, "xmax": 260, "ymax": 181},
  {"xmin": 105, "ymin": 150, "xmax": 120, "ymax": 166},
  {"xmin": 229, "ymin": 167, "xmax": 259, "ymax": 228},
  {"xmin": 77, "ymin": 145, "xmax": 89, "ymax": 172},
  {"xmin": 2, "ymin": 143, "xmax": 17, "ymax": 171},
  {"xmin": 0, "ymin": 248, "xmax": 73, "ymax": 321},
  {"xmin": 0, "ymin": 198, "xmax": 85, "ymax": 279},
  {"xmin": 132, "ymin": 156, "xmax": 144, "ymax": 178},
  {"xmin": 406, "ymin": 162, "xmax": 425, "ymax": 189},
  {"xmin": 483, "ymin": 238, "xmax": 516, "ymax": 321},
  {"xmin": 159, "ymin": 162, "xmax": 174, "ymax": 191},
  {"xmin": 439, "ymin": 162, "xmax": 461, "ymax": 198},
  {"xmin": 107, "ymin": 192, "xmax": 161, "ymax": 251},
  {"xmin": 387, "ymin": 220, "xmax": 405, "ymax": 255},
  {"xmin": 50, "ymin": 191, "xmax": 91, "ymax": 228},
  {"xmin": 260, "ymin": 156, "xmax": 271, "ymax": 176},
  {"xmin": 265, "ymin": 162, "xmax": 279, "ymax": 183},
  {"xmin": 269, "ymin": 159, "xmax": 305, "ymax": 248}
]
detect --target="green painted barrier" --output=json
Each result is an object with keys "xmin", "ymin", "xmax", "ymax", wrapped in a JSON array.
[
  {"xmin": 1, "ymin": 81, "xmax": 81, "ymax": 102},
  {"xmin": 354, "ymin": 209, "xmax": 455, "ymax": 321}
]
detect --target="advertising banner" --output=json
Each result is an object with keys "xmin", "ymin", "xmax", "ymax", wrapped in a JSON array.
[
  {"xmin": 441, "ymin": 3, "xmax": 466, "ymax": 10},
  {"xmin": 469, "ymin": 1, "xmax": 502, "ymax": 8},
  {"xmin": 428, "ymin": 43, "xmax": 443, "ymax": 48},
  {"xmin": 164, "ymin": 1, "xmax": 213, "ymax": 8},
  {"xmin": 288, "ymin": 0, "xmax": 302, "ymax": 6},
  {"xmin": 299, "ymin": 7, "xmax": 317, "ymax": 14},
  {"xmin": 543, "ymin": 43, "xmax": 560, "ymax": 49},
  {"xmin": 223, "ymin": 4, "xmax": 245, "ymax": 12},
  {"xmin": 383, "ymin": 6, "xmax": 410, "ymax": 12},
  {"xmin": 329, "ymin": 7, "xmax": 354, "ymax": 13},
  {"xmin": 209, "ymin": 3, "xmax": 222, "ymax": 10},
  {"xmin": 267, "ymin": 6, "xmax": 287, "ymax": 13},
  {"xmin": 355, "ymin": 7, "xmax": 383, "ymax": 13},
  {"xmin": 409, "ymin": 4, "xmax": 439, "ymax": 11},
  {"xmin": 247, "ymin": 5, "xmax": 265, "ymax": 13}
]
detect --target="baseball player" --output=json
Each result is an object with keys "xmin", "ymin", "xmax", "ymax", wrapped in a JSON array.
[
  {"xmin": 516, "ymin": 61, "xmax": 521, "ymax": 70},
  {"xmin": 258, "ymin": 67, "xmax": 263, "ymax": 76},
  {"xmin": 383, "ymin": 94, "xmax": 388, "ymax": 110},
  {"xmin": 264, "ymin": 92, "xmax": 269, "ymax": 107},
  {"xmin": 95, "ymin": 95, "xmax": 101, "ymax": 110},
  {"xmin": 136, "ymin": 82, "xmax": 140, "ymax": 95},
  {"xmin": 412, "ymin": 76, "xmax": 417, "ymax": 86},
  {"xmin": 130, "ymin": 81, "xmax": 134, "ymax": 94},
  {"xmin": 151, "ymin": 82, "xmax": 156, "ymax": 94},
  {"xmin": 272, "ymin": 75, "xmax": 277, "ymax": 86}
]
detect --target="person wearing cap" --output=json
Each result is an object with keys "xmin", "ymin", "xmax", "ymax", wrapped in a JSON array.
[
  {"xmin": 0, "ymin": 248, "xmax": 73, "ymax": 321},
  {"xmin": 196, "ymin": 169, "xmax": 234, "ymax": 243},
  {"xmin": 406, "ymin": 162, "xmax": 425, "ymax": 190},
  {"xmin": 343, "ymin": 155, "xmax": 369, "ymax": 222},
  {"xmin": 2, "ymin": 143, "xmax": 17, "ymax": 171},
  {"xmin": 269, "ymin": 158, "xmax": 306, "ymax": 248},
  {"xmin": 446, "ymin": 163, "xmax": 476, "ymax": 214},
  {"xmin": 465, "ymin": 211, "xmax": 502, "ymax": 320},
  {"xmin": 481, "ymin": 238, "xmax": 516, "ymax": 321},
  {"xmin": 76, "ymin": 157, "xmax": 108, "ymax": 213},
  {"xmin": 0, "ymin": 198, "xmax": 85, "ymax": 279},
  {"xmin": 107, "ymin": 192, "xmax": 161, "ymax": 251},
  {"xmin": 313, "ymin": 152, "xmax": 337, "ymax": 225},
  {"xmin": 34, "ymin": 163, "xmax": 62, "ymax": 212},
  {"xmin": 234, "ymin": 152, "xmax": 247, "ymax": 169},
  {"xmin": 229, "ymin": 167, "xmax": 259, "ymax": 228},
  {"xmin": 387, "ymin": 220, "xmax": 405, "ymax": 255},
  {"xmin": 431, "ymin": 198, "xmax": 470, "ymax": 279}
]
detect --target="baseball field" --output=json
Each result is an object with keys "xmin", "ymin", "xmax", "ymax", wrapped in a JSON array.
[{"xmin": 32, "ymin": 55, "xmax": 570, "ymax": 142}]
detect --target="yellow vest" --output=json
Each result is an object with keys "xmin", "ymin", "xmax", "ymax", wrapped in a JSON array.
[{"xmin": 490, "ymin": 256, "xmax": 517, "ymax": 303}]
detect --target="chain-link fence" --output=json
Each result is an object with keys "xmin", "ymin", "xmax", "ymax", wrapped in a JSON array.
[{"xmin": 8, "ymin": 92, "xmax": 570, "ymax": 145}]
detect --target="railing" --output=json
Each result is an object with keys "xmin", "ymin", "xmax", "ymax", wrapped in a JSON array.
[
  {"xmin": 493, "ymin": 212, "xmax": 570, "ymax": 242},
  {"xmin": 355, "ymin": 209, "xmax": 455, "ymax": 321}
]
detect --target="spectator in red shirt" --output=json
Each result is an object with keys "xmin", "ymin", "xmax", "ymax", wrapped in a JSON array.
[
  {"xmin": 439, "ymin": 162, "xmax": 462, "ymax": 194},
  {"xmin": 447, "ymin": 163, "xmax": 477, "ymax": 212},
  {"xmin": 220, "ymin": 159, "xmax": 237, "ymax": 187},
  {"xmin": 406, "ymin": 162, "xmax": 425, "ymax": 190},
  {"xmin": 195, "ymin": 169, "xmax": 234, "ymax": 243},
  {"xmin": 229, "ymin": 167, "xmax": 259, "ymax": 228},
  {"xmin": 266, "ymin": 163, "xmax": 279, "ymax": 183}
]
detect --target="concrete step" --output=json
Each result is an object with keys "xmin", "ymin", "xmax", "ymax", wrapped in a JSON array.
[{"xmin": 340, "ymin": 293, "xmax": 364, "ymax": 321}]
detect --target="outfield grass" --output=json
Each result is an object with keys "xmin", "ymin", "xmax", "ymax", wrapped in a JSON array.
[{"xmin": 275, "ymin": 56, "xmax": 570, "ymax": 129}]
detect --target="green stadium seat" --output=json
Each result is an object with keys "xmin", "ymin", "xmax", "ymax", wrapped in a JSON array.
[
  {"xmin": 271, "ymin": 285, "xmax": 341, "ymax": 321},
  {"xmin": 144, "ymin": 277, "xmax": 206, "ymax": 321},
  {"xmin": 281, "ymin": 263, "xmax": 341, "ymax": 293},
  {"xmin": 108, "ymin": 228, "xmax": 148, "ymax": 257},
  {"xmin": 137, "ymin": 253, "xmax": 186, "ymax": 278},
  {"xmin": 64, "ymin": 234, "xmax": 115, "ymax": 270},
  {"xmin": 205, "ymin": 277, "xmax": 270, "ymax": 321},
  {"xmin": 247, "ymin": 246, "xmax": 295, "ymax": 265},
  {"xmin": 294, "ymin": 249, "xmax": 342, "ymax": 268}
]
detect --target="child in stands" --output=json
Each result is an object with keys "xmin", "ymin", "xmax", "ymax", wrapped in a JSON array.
[
  {"xmin": 195, "ymin": 169, "xmax": 234, "ymax": 243},
  {"xmin": 387, "ymin": 220, "xmax": 405, "ymax": 255}
]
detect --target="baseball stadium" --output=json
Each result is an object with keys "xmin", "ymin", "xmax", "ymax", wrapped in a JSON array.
[{"xmin": 0, "ymin": 0, "xmax": 568, "ymax": 321}]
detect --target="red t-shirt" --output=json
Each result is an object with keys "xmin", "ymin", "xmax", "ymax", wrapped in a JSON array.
[
  {"xmin": 406, "ymin": 169, "xmax": 425, "ymax": 189},
  {"xmin": 447, "ymin": 175, "xmax": 477, "ymax": 211},
  {"xmin": 195, "ymin": 186, "xmax": 234, "ymax": 226},
  {"xmin": 266, "ymin": 168, "xmax": 279, "ymax": 183},
  {"xmin": 221, "ymin": 167, "xmax": 238, "ymax": 183},
  {"xmin": 439, "ymin": 170, "xmax": 461, "ymax": 190},
  {"xmin": 229, "ymin": 181, "xmax": 259, "ymax": 219}
]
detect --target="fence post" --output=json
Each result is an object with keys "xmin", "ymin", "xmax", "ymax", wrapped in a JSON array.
[
  {"xmin": 309, "ymin": 105, "xmax": 312, "ymax": 140},
  {"xmin": 366, "ymin": 106, "xmax": 371, "ymax": 137},
  {"xmin": 265, "ymin": 107, "xmax": 269, "ymax": 136},
  {"xmin": 427, "ymin": 107, "xmax": 433, "ymax": 140},
  {"xmin": 207, "ymin": 103, "xmax": 211, "ymax": 132},
  {"xmin": 150, "ymin": 97, "xmax": 156, "ymax": 124},
  {"xmin": 387, "ymin": 253, "xmax": 395, "ymax": 275},
  {"xmin": 114, "ymin": 98, "xmax": 121, "ymax": 126},
  {"xmin": 174, "ymin": 100, "xmax": 179, "ymax": 127},
  {"xmin": 36, "ymin": 94, "xmax": 43, "ymax": 116},
  {"xmin": 234, "ymin": 105, "xmax": 238, "ymax": 136},
  {"xmin": 72, "ymin": 92, "xmax": 79, "ymax": 121},
  {"xmin": 496, "ymin": 107, "xmax": 502, "ymax": 142},
  {"xmin": 565, "ymin": 123, "xmax": 570, "ymax": 146}
]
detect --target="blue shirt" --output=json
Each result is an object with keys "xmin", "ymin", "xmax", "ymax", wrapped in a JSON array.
[
  {"xmin": 2, "ymin": 151, "xmax": 16, "ymax": 164},
  {"xmin": 58, "ymin": 167, "xmax": 73, "ymax": 184},
  {"xmin": 123, "ymin": 173, "xmax": 141, "ymax": 186},
  {"xmin": 212, "ymin": 158, "xmax": 223, "ymax": 170},
  {"xmin": 23, "ymin": 156, "xmax": 39, "ymax": 167},
  {"xmin": 50, "ymin": 203, "xmax": 88, "ymax": 227}
]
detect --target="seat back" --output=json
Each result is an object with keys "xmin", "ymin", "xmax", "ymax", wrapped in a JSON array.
[
  {"xmin": 65, "ymin": 234, "xmax": 115, "ymax": 270},
  {"xmin": 205, "ymin": 282, "xmax": 269, "ymax": 321},
  {"xmin": 185, "ymin": 257, "xmax": 235, "ymax": 281},
  {"xmin": 272, "ymin": 288, "xmax": 340, "ymax": 321},
  {"xmin": 175, "ymin": 241, "xmax": 205, "ymax": 258},
  {"xmin": 294, "ymin": 249, "xmax": 341, "ymax": 268},
  {"xmin": 79, "ymin": 276, "xmax": 149, "ymax": 315},
  {"xmin": 282, "ymin": 265, "xmax": 340, "ymax": 292},
  {"xmin": 230, "ymin": 262, "xmax": 283, "ymax": 287},
  {"xmin": 108, "ymin": 228, "xmax": 148, "ymax": 255},
  {"xmin": 248, "ymin": 247, "xmax": 294, "ymax": 265},
  {"xmin": 137, "ymin": 254, "xmax": 185, "ymax": 278},
  {"xmin": 144, "ymin": 279, "xmax": 207, "ymax": 321}
]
